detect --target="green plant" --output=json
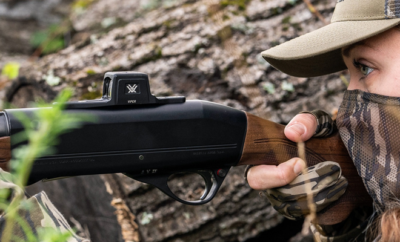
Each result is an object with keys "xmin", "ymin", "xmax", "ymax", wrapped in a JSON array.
[
  {"xmin": 72, "ymin": 0, "xmax": 95, "ymax": 14},
  {"xmin": 220, "ymin": 0, "xmax": 251, "ymax": 11},
  {"xmin": 1, "ymin": 63, "xmax": 20, "ymax": 80},
  {"xmin": 31, "ymin": 24, "xmax": 67, "ymax": 55},
  {"xmin": 281, "ymin": 80, "xmax": 294, "ymax": 92},
  {"xmin": 1, "ymin": 90, "xmax": 92, "ymax": 242},
  {"xmin": 263, "ymin": 82, "xmax": 275, "ymax": 94}
]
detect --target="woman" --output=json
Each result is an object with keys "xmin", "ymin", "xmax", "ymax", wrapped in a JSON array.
[{"xmin": 247, "ymin": 0, "xmax": 400, "ymax": 241}]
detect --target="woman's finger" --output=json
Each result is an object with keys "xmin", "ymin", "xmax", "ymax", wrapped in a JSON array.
[
  {"xmin": 284, "ymin": 113, "xmax": 317, "ymax": 142},
  {"xmin": 246, "ymin": 158, "xmax": 306, "ymax": 190}
]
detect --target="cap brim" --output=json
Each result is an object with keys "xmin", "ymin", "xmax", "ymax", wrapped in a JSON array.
[{"xmin": 261, "ymin": 19, "xmax": 400, "ymax": 77}]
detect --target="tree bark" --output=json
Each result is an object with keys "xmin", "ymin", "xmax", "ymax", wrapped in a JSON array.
[{"xmin": 3, "ymin": 0, "xmax": 342, "ymax": 241}]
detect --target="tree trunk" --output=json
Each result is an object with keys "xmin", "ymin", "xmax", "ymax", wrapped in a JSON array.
[{"xmin": 3, "ymin": 0, "xmax": 343, "ymax": 241}]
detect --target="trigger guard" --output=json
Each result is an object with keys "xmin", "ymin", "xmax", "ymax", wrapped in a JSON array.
[
  {"xmin": 194, "ymin": 171, "xmax": 214, "ymax": 200},
  {"xmin": 124, "ymin": 167, "xmax": 231, "ymax": 205}
]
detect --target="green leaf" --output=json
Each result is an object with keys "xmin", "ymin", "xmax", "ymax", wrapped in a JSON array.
[
  {"xmin": 140, "ymin": 212, "xmax": 154, "ymax": 225},
  {"xmin": 263, "ymin": 82, "xmax": 275, "ymax": 94},
  {"xmin": 37, "ymin": 227, "xmax": 73, "ymax": 242},
  {"xmin": 42, "ymin": 39, "xmax": 64, "ymax": 55},
  {"xmin": 30, "ymin": 32, "xmax": 48, "ymax": 48},
  {"xmin": 1, "ymin": 62, "xmax": 20, "ymax": 79},
  {"xmin": 31, "ymin": 24, "xmax": 66, "ymax": 54},
  {"xmin": 43, "ymin": 70, "xmax": 61, "ymax": 86},
  {"xmin": 281, "ymin": 80, "xmax": 295, "ymax": 92},
  {"xmin": 86, "ymin": 69, "xmax": 97, "ymax": 75},
  {"xmin": 72, "ymin": 0, "xmax": 94, "ymax": 10}
]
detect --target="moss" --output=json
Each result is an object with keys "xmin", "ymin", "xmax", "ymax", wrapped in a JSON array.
[
  {"xmin": 207, "ymin": 4, "xmax": 222, "ymax": 16},
  {"xmin": 217, "ymin": 26, "xmax": 233, "ymax": 42},
  {"xmin": 112, "ymin": 65, "xmax": 122, "ymax": 71},
  {"xmin": 72, "ymin": 0, "xmax": 95, "ymax": 10},
  {"xmin": 281, "ymin": 16, "xmax": 302, "ymax": 32},
  {"xmin": 291, "ymin": 22, "xmax": 302, "ymax": 31},
  {"xmin": 281, "ymin": 16, "xmax": 291, "ymax": 24},
  {"xmin": 193, "ymin": 43, "xmax": 202, "ymax": 54},
  {"xmin": 222, "ymin": 14, "xmax": 230, "ymax": 21},
  {"xmin": 270, "ymin": 41, "xmax": 280, "ymax": 47},
  {"xmin": 271, "ymin": 7, "xmax": 283, "ymax": 15},
  {"xmin": 86, "ymin": 69, "xmax": 97, "ymax": 75},
  {"xmin": 131, "ymin": 45, "xmax": 163, "ymax": 68},
  {"xmin": 220, "ymin": 0, "xmax": 251, "ymax": 10},
  {"xmin": 231, "ymin": 23, "xmax": 252, "ymax": 34},
  {"xmin": 155, "ymin": 46, "xmax": 162, "ymax": 58},
  {"xmin": 163, "ymin": 20, "xmax": 173, "ymax": 29},
  {"xmin": 80, "ymin": 90, "xmax": 102, "ymax": 100}
]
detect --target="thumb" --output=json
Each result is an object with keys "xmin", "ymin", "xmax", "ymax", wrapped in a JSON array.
[
  {"xmin": 247, "ymin": 158, "xmax": 306, "ymax": 190},
  {"xmin": 284, "ymin": 113, "xmax": 317, "ymax": 142}
]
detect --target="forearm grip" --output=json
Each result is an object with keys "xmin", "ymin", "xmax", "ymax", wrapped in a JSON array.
[
  {"xmin": 0, "ymin": 136, "xmax": 11, "ymax": 171},
  {"xmin": 238, "ymin": 113, "xmax": 372, "ymax": 225}
]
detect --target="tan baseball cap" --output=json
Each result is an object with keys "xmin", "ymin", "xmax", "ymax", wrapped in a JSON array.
[{"xmin": 261, "ymin": 0, "xmax": 400, "ymax": 77}]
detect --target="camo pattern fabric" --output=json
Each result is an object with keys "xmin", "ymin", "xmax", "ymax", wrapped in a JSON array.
[
  {"xmin": 386, "ymin": 0, "xmax": 400, "ymax": 18},
  {"xmin": 301, "ymin": 110, "xmax": 335, "ymax": 138},
  {"xmin": 0, "ymin": 169, "xmax": 89, "ymax": 242},
  {"xmin": 310, "ymin": 206, "xmax": 370, "ymax": 242},
  {"xmin": 336, "ymin": 89, "xmax": 400, "ymax": 212},
  {"xmin": 265, "ymin": 161, "xmax": 348, "ymax": 220}
]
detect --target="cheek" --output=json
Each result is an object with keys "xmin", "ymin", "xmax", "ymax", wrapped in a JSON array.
[
  {"xmin": 373, "ymin": 76, "xmax": 400, "ymax": 96},
  {"xmin": 366, "ymin": 68, "xmax": 400, "ymax": 96}
]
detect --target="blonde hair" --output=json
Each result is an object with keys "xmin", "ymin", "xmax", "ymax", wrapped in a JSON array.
[
  {"xmin": 376, "ymin": 208, "xmax": 400, "ymax": 242},
  {"xmin": 363, "ymin": 204, "xmax": 400, "ymax": 242}
]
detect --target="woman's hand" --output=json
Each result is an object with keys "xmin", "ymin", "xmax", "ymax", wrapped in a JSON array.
[{"xmin": 246, "ymin": 113, "xmax": 317, "ymax": 190}]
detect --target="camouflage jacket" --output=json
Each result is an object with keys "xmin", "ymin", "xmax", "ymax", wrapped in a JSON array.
[{"xmin": 0, "ymin": 169, "xmax": 89, "ymax": 242}]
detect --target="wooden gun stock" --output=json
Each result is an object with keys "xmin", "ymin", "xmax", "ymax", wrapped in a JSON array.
[
  {"xmin": 0, "ymin": 137, "xmax": 10, "ymax": 172},
  {"xmin": 238, "ymin": 113, "xmax": 372, "ymax": 225}
]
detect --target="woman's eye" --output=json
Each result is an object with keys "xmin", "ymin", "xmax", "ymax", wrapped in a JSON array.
[
  {"xmin": 353, "ymin": 60, "xmax": 374, "ymax": 76},
  {"xmin": 360, "ymin": 64, "xmax": 374, "ymax": 76}
]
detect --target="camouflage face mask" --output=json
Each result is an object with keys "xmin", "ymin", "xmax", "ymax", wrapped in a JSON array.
[{"xmin": 336, "ymin": 90, "xmax": 400, "ymax": 212}]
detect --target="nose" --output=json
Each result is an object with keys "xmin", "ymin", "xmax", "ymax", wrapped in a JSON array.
[{"xmin": 346, "ymin": 76, "xmax": 363, "ymax": 91}]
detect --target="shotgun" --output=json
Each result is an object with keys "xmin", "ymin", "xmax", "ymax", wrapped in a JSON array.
[{"xmin": 0, "ymin": 72, "xmax": 371, "ymax": 225}]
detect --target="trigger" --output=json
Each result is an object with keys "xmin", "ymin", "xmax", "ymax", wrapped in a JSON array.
[{"xmin": 196, "ymin": 171, "xmax": 214, "ymax": 200}]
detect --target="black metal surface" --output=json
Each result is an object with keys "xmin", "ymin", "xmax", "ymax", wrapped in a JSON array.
[
  {"xmin": 66, "ymin": 72, "xmax": 185, "ymax": 109},
  {"xmin": 0, "ymin": 112, "xmax": 9, "ymax": 137},
  {"xmin": 6, "ymin": 100, "xmax": 247, "ymax": 204}
]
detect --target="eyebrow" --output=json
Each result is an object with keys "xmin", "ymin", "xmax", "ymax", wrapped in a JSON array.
[
  {"xmin": 342, "ymin": 41, "xmax": 378, "ymax": 58},
  {"xmin": 342, "ymin": 42, "xmax": 364, "ymax": 58}
]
